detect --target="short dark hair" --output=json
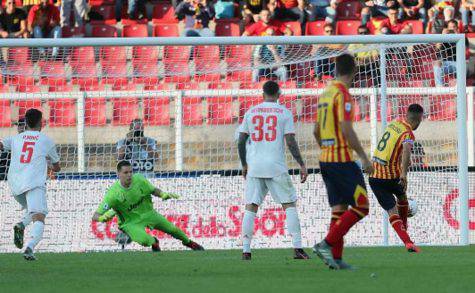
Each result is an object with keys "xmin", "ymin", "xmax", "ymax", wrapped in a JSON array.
[
  {"xmin": 25, "ymin": 108, "xmax": 42, "ymax": 129},
  {"xmin": 17, "ymin": 117, "xmax": 26, "ymax": 126},
  {"xmin": 262, "ymin": 80, "xmax": 280, "ymax": 96},
  {"xmin": 408, "ymin": 103, "xmax": 424, "ymax": 114},
  {"xmin": 335, "ymin": 54, "xmax": 356, "ymax": 77},
  {"xmin": 447, "ymin": 19, "xmax": 458, "ymax": 27},
  {"xmin": 117, "ymin": 160, "xmax": 132, "ymax": 172}
]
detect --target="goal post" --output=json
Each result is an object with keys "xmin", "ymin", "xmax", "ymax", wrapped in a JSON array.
[{"xmin": 0, "ymin": 34, "xmax": 470, "ymax": 252}]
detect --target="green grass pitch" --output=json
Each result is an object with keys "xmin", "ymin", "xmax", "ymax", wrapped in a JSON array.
[{"xmin": 1, "ymin": 246, "xmax": 474, "ymax": 293}]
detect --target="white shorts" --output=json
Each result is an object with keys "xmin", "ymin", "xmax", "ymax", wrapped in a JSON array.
[
  {"xmin": 245, "ymin": 173, "xmax": 297, "ymax": 205},
  {"xmin": 13, "ymin": 187, "xmax": 48, "ymax": 215}
]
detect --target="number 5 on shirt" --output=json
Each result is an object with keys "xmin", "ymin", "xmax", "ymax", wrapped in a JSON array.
[
  {"xmin": 20, "ymin": 141, "xmax": 35, "ymax": 163},
  {"xmin": 251, "ymin": 115, "xmax": 277, "ymax": 142}
]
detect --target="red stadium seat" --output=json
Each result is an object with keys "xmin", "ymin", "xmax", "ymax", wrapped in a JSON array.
[
  {"xmin": 306, "ymin": 21, "xmax": 326, "ymax": 35},
  {"xmin": 80, "ymin": 83, "xmax": 105, "ymax": 91},
  {"xmin": 112, "ymin": 98, "xmax": 139, "ymax": 125},
  {"xmin": 91, "ymin": 25, "xmax": 118, "ymax": 37},
  {"xmin": 15, "ymin": 100, "xmax": 42, "ymax": 119},
  {"xmin": 336, "ymin": 20, "xmax": 361, "ymax": 35},
  {"xmin": 152, "ymin": 2, "xmax": 177, "ymax": 23},
  {"xmin": 8, "ymin": 47, "xmax": 30, "ymax": 64},
  {"xmin": 240, "ymin": 81, "xmax": 264, "ymax": 89},
  {"xmin": 122, "ymin": 24, "xmax": 148, "ymax": 37},
  {"xmin": 208, "ymin": 82, "xmax": 234, "ymax": 90},
  {"xmin": 194, "ymin": 61, "xmax": 222, "ymax": 82},
  {"xmin": 279, "ymin": 95, "xmax": 298, "ymax": 121},
  {"xmin": 208, "ymin": 96, "xmax": 234, "ymax": 125},
  {"xmin": 0, "ymin": 100, "xmax": 12, "ymax": 127},
  {"xmin": 282, "ymin": 21, "xmax": 301, "ymax": 36},
  {"xmin": 49, "ymin": 84, "xmax": 74, "ymax": 92},
  {"xmin": 0, "ymin": 84, "xmax": 10, "ymax": 92},
  {"xmin": 215, "ymin": 19, "xmax": 241, "ymax": 36},
  {"xmin": 183, "ymin": 97, "xmax": 203, "ymax": 126},
  {"xmin": 143, "ymin": 97, "xmax": 170, "ymax": 126},
  {"xmin": 176, "ymin": 82, "xmax": 201, "ymax": 90},
  {"xmin": 48, "ymin": 99, "xmax": 76, "ymax": 127},
  {"xmin": 226, "ymin": 58, "xmax": 252, "ymax": 82},
  {"xmin": 112, "ymin": 83, "xmax": 137, "ymax": 91},
  {"xmin": 225, "ymin": 45, "xmax": 253, "ymax": 61},
  {"xmin": 194, "ymin": 45, "xmax": 221, "ymax": 62},
  {"xmin": 88, "ymin": 0, "xmax": 114, "ymax": 5},
  {"xmin": 85, "ymin": 97, "xmax": 107, "ymax": 126},
  {"xmin": 337, "ymin": 1, "xmax": 362, "ymax": 20},
  {"xmin": 396, "ymin": 95, "xmax": 423, "ymax": 118},
  {"xmin": 301, "ymin": 96, "xmax": 319, "ymax": 123},
  {"xmin": 153, "ymin": 23, "xmax": 179, "ymax": 37},
  {"xmin": 163, "ymin": 46, "xmax": 191, "ymax": 63},
  {"xmin": 404, "ymin": 20, "xmax": 424, "ymax": 34},
  {"xmin": 163, "ymin": 62, "xmax": 190, "ymax": 83},
  {"xmin": 100, "ymin": 46, "xmax": 127, "ymax": 63},
  {"xmin": 101, "ymin": 61, "xmax": 128, "ymax": 85},
  {"xmin": 71, "ymin": 64, "xmax": 99, "ymax": 88},
  {"xmin": 132, "ymin": 46, "xmax": 160, "ymax": 64},
  {"xmin": 62, "ymin": 26, "xmax": 85, "ymax": 37},
  {"xmin": 16, "ymin": 84, "xmax": 41, "ymax": 92},
  {"xmin": 7, "ymin": 63, "xmax": 35, "ymax": 86},
  {"xmin": 120, "ymin": 19, "xmax": 148, "ymax": 26},
  {"xmin": 133, "ymin": 63, "xmax": 160, "ymax": 85},
  {"xmin": 278, "ymin": 80, "xmax": 298, "ymax": 89},
  {"xmin": 365, "ymin": 102, "xmax": 393, "ymax": 122},
  {"xmin": 238, "ymin": 96, "xmax": 263, "ymax": 122},
  {"xmin": 90, "ymin": 5, "xmax": 116, "ymax": 24},
  {"xmin": 429, "ymin": 95, "xmax": 456, "ymax": 121},
  {"xmin": 144, "ymin": 84, "xmax": 170, "ymax": 91},
  {"xmin": 40, "ymin": 62, "xmax": 67, "ymax": 87},
  {"xmin": 70, "ymin": 46, "xmax": 95, "ymax": 67}
]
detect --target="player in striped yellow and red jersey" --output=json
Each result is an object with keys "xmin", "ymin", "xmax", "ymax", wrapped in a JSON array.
[
  {"xmin": 369, "ymin": 104, "xmax": 424, "ymax": 253},
  {"xmin": 313, "ymin": 54, "xmax": 374, "ymax": 270}
]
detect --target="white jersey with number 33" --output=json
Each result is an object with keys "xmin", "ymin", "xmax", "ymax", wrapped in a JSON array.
[
  {"xmin": 2, "ymin": 130, "xmax": 60, "ymax": 195},
  {"xmin": 239, "ymin": 102, "xmax": 295, "ymax": 178}
]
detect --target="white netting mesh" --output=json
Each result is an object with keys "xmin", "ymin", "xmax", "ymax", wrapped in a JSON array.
[{"xmin": 0, "ymin": 39, "xmax": 469, "ymax": 252}]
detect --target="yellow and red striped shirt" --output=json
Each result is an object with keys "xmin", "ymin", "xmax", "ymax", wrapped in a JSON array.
[
  {"xmin": 371, "ymin": 119, "xmax": 415, "ymax": 179},
  {"xmin": 316, "ymin": 80, "xmax": 355, "ymax": 163}
]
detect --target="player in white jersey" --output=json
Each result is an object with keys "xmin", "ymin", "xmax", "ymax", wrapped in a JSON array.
[
  {"xmin": 0, "ymin": 109, "xmax": 61, "ymax": 260},
  {"xmin": 237, "ymin": 81, "xmax": 309, "ymax": 260}
]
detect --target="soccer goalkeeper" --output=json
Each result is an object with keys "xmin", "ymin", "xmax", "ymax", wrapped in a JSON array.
[{"xmin": 92, "ymin": 160, "xmax": 204, "ymax": 251}]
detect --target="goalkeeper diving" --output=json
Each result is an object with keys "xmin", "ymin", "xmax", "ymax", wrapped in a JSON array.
[{"xmin": 92, "ymin": 160, "xmax": 204, "ymax": 251}]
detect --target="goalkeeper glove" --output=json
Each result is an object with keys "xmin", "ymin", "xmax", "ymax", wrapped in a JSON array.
[
  {"xmin": 98, "ymin": 210, "xmax": 116, "ymax": 222},
  {"xmin": 160, "ymin": 191, "xmax": 180, "ymax": 200}
]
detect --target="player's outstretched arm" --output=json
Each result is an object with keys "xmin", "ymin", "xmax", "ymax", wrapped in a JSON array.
[
  {"xmin": 340, "ymin": 121, "xmax": 374, "ymax": 174},
  {"xmin": 285, "ymin": 134, "xmax": 308, "ymax": 183},
  {"xmin": 92, "ymin": 210, "xmax": 116, "ymax": 222},
  {"xmin": 399, "ymin": 143, "xmax": 413, "ymax": 192},
  {"xmin": 237, "ymin": 132, "xmax": 249, "ymax": 178},
  {"xmin": 152, "ymin": 188, "xmax": 180, "ymax": 200}
]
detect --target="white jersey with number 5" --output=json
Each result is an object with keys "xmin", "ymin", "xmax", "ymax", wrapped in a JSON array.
[
  {"xmin": 1, "ymin": 130, "xmax": 60, "ymax": 195},
  {"xmin": 239, "ymin": 101, "xmax": 295, "ymax": 178}
]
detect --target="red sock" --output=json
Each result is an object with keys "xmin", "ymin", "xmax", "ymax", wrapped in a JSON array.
[
  {"xmin": 390, "ymin": 214, "xmax": 412, "ymax": 244},
  {"xmin": 330, "ymin": 211, "xmax": 345, "ymax": 260},
  {"xmin": 397, "ymin": 200, "xmax": 409, "ymax": 229},
  {"xmin": 325, "ymin": 207, "xmax": 368, "ymax": 247}
]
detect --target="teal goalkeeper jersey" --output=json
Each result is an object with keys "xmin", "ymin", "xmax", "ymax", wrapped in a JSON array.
[{"xmin": 96, "ymin": 174, "xmax": 156, "ymax": 226}]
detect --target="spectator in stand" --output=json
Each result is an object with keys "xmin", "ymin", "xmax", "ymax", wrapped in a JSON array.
[
  {"xmin": 242, "ymin": 0, "xmax": 267, "ymax": 25},
  {"xmin": 0, "ymin": 0, "xmax": 29, "ymax": 38},
  {"xmin": 427, "ymin": 0, "xmax": 455, "ymax": 26},
  {"xmin": 306, "ymin": 0, "xmax": 338, "ymax": 23},
  {"xmin": 398, "ymin": 0, "xmax": 427, "ymax": 25},
  {"xmin": 347, "ymin": 25, "xmax": 380, "ymax": 87},
  {"xmin": 313, "ymin": 24, "xmax": 346, "ymax": 79},
  {"xmin": 28, "ymin": 0, "xmax": 61, "ymax": 58},
  {"xmin": 361, "ymin": 0, "xmax": 398, "ymax": 26},
  {"xmin": 243, "ymin": 9, "xmax": 292, "ymax": 36},
  {"xmin": 268, "ymin": 0, "xmax": 305, "ymax": 29},
  {"xmin": 460, "ymin": 0, "xmax": 475, "ymax": 31},
  {"xmin": 116, "ymin": 0, "xmax": 146, "ymax": 21},
  {"xmin": 380, "ymin": 8, "xmax": 413, "ymax": 34},
  {"xmin": 61, "ymin": 0, "xmax": 87, "ymax": 27},
  {"xmin": 176, "ymin": 0, "xmax": 215, "ymax": 37},
  {"xmin": 252, "ymin": 28, "xmax": 288, "ymax": 82},
  {"xmin": 432, "ymin": 27, "xmax": 457, "ymax": 87},
  {"xmin": 426, "ymin": 12, "xmax": 458, "ymax": 33}
]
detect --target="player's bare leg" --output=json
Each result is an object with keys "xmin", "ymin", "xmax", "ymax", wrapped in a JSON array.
[
  {"xmin": 24, "ymin": 213, "xmax": 45, "ymax": 261},
  {"xmin": 242, "ymin": 203, "xmax": 258, "ymax": 260},
  {"xmin": 282, "ymin": 202, "xmax": 309, "ymax": 260}
]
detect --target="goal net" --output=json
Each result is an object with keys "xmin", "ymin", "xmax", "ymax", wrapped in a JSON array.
[{"xmin": 0, "ymin": 35, "xmax": 470, "ymax": 252}]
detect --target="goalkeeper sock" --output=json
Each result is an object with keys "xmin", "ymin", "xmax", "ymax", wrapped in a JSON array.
[
  {"xmin": 330, "ymin": 211, "xmax": 345, "ymax": 260},
  {"xmin": 325, "ymin": 207, "xmax": 368, "ymax": 247},
  {"xmin": 26, "ymin": 221, "xmax": 44, "ymax": 251},
  {"xmin": 390, "ymin": 214, "xmax": 412, "ymax": 244},
  {"xmin": 285, "ymin": 207, "xmax": 302, "ymax": 249},
  {"xmin": 21, "ymin": 212, "xmax": 32, "ymax": 227},
  {"xmin": 242, "ymin": 210, "xmax": 256, "ymax": 253},
  {"xmin": 397, "ymin": 200, "xmax": 409, "ymax": 229}
]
